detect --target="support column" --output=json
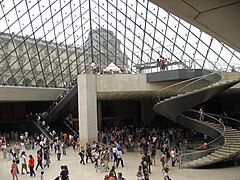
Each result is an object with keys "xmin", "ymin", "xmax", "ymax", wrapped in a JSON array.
[{"xmin": 78, "ymin": 74, "xmax": 98, "ymax": 145}]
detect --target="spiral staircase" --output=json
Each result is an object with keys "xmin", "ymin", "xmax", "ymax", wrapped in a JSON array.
[{"xmin": 153, "ymin": 70, "xmax": 240, "ymax": 168}]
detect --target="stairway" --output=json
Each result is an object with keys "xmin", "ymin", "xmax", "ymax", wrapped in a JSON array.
[
  {"xmin": 179, "ymin": 113, "xmax": 240, "ymax": 168},
  {"xmin": 153, "ymin": 70, "xmax": 240, "ymax": 168}
]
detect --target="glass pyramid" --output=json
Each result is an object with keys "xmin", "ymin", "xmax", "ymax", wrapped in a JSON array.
[{"xmin": 0, "ymin": 0, "xmax": 239, "ymax": 87}]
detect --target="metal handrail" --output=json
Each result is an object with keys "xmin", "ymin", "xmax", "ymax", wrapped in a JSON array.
[
  {"xmin": 152, "ymin": 71, "xmax": 221, "ymax": 102},
  {"xmin": 180, "ymin": 109, "xmax": 226, "ymax": 162},
  {"xmin": 176, "ymin": 71, "xmax": 220, "ymax": 94},
  {"xmin": 184, "ymin": 109, "xmax": 226, "ymax": 151},
  {"xmin": 205, "ymin": 112, "xmax": 240, "ymax": 126}
]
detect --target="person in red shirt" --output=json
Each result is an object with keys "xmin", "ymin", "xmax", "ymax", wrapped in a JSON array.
[
  {"xmin": 29, "ymin": 155, "xmax": 36, "ymax": 177},
  {"xmin": 63, "ymin": 133, "xmax": 68, "ymax": 140}
]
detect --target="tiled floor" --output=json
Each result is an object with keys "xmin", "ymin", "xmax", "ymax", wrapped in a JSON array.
[{"xmin": 0, "ymin": 147, "xmax": 240, "ymax": 180}]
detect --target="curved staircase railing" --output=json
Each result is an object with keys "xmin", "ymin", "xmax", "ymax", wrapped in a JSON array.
[
  {"xmin": 183, "ymin": 109, "xmax": 226, "ymax": 151},
  {"xmin": 153, "ymin": 71, "xmax": 221, "ymax": 103},
  {"xmin": 152, "ymin": 69, "xmax": 240, "ymax": 168},
  {"xmin": 205, "ymin": 112, "xmax": 240, "ymax": 131},
  {"xmin": 179, "ymin": 110, "xmax": 240, "ymax": 168},
  {"xmin": 180, "ymin": 109, "xmax": 226, "ymax": 163}
]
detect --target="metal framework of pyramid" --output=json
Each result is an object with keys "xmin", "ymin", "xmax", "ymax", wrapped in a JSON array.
[{"xmin": 0, "ymin": 0, "xmax": 239, "ymax": 87}]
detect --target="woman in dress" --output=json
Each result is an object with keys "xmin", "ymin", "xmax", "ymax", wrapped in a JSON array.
[{"xmin": 11, "ymin": 160, "xmax": 18, "ymax": 180}]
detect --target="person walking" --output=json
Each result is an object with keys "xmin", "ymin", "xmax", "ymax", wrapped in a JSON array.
[
  {"xmin": 85, "ymin": 143, "xmax": 93, "ymax": 163},
  {"xmin": 28, "ymin": 155, "xmax": 36, "ymax": 177},
  {"xmin": 162, "ymin": 166, "xmax": 171, "ymax": 180},
  {"xmin": 6, "ymin": 143, "xmax": 13, "ymax": 161},
  {"xmin": 136, "ymin": 166, "xmax": 144, "ymax": 180},
  {"xmin": 116, "ymin": 148, "xmax": 124, "ymax": 168},
  {"xmin": 56, "ymin": 145, "xmax": 62, "ymax": 161},
  {"xmin": 142, "ymin": 152, "xmax": 151, "ymax": 174},
  {"xmin": 102, "ymin": 149, "xmax": 110, "ymax": 172},
  {"xmin": 199, "ymin": 107, "xmax": 204, "ymax": 121},
  {"xmin": 43, "ymin": 148, "xmax": 50, "ymax": 168},
  {"xmin": 20, "ymin": 151, "xmax": 29, "ymax": 174},
  {"xmin": 79, "ymin": 146, "xmax": 85, "ymax": 165},
  {"xmin": 35, "ymin": 150, "xmax": 43, "ymax": 171},
  {"xmin": 59, "ymin": 165, "xmax": 69, "ymax": 180},
  {"xmin": 150, "ymin": 146, "xmax": 156, "ymax": 166},
  {"xmin": 10, "ymin": 160, "xmax": 19, "ymax": 180}
]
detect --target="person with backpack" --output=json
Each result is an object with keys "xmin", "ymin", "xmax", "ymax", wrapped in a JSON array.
[{"xmin": 162, "ymin": 166, "xmax": 171, "ymax": 180}]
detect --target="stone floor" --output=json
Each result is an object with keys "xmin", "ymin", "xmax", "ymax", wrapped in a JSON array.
[{"xmin": 0, "ymin": 147, "xmax": 240, "ymax": 180}]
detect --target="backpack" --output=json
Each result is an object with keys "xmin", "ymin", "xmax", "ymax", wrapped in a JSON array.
[{"xmin": 165, "ymin": 175, "xmax": 171, "ymax": 180}]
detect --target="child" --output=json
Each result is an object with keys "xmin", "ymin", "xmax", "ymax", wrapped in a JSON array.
[{"xmin": 41, "ymin": 171, "xmax": 44, "ymax": 180}]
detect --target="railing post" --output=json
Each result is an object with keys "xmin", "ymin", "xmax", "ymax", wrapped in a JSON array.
[
  {"xmin": 179, "ymin": 152, "xmax": 182, "ymax": 169},
  {"xmin": 229, "ymin": 143, "xmax": 230, "ymax": 156}
]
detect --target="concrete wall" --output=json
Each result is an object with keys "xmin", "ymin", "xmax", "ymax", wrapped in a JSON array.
[
  {"xmin": 97, "ymin": 74, "xmax": 171, "ymax": 92},
  {"xmin": 0, "ymin": 86, "xmax": 64, "ymax": 101}
]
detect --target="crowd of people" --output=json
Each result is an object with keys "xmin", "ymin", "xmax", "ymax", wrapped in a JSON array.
[
  {"xmin": 88, "ymin": 126, "xmax": 191, "ymax": 179},
  {"xmin": 0, "ymin": 130, "xmax": 76, "ymax": 180},
  {"xmin": 0, "ymin": 124, "xmax": 208, "ymax": 180}
]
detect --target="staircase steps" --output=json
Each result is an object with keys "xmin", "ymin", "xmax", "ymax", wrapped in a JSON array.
[
  {"xmin": 217, "ymin": 148, "xmax": 240, "ymax": 154},
  {"xmin": 153, "ymin": 72, "xmax": 240, "ymax": 168},
  {"xmin": 206, "ymin": 154, "xmax": 220, "ymax": 160},
  {"xmin": 209, "ymin": 152, "xmax": 227, "ymax": 159},
  {"xmin": 214, "ymin": 150, "xmax": 232, "ymax": 156}
]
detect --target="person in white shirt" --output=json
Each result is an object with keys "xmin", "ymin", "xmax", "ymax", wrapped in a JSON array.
[
  {"xmin": 20, "ymin": 151, "xmax": 29, "ymax": 174},
  {"xmin": 93, "ymin": 150, "xmax": 100, "ymax": 167},
  {"xmin": 112, "ymin": 145, "xmax": 118, "ymax": 164},
  {"xmin": 42, "ymin": 120, "xmax": 46, "ymax": 128},
  {"xmin": 20, "ymin": 141, "xmax": 26, "ymax": 151},
  {"xmin": 116, "ymin": 149, "xmax": 124, "ymax": 168}
]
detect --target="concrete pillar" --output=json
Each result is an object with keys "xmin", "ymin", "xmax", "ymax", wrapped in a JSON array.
[{"xmin": 78, "ymin": 74, "xmax": 98, "ymax": 145}]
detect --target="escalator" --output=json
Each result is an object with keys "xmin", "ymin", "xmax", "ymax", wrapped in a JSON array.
[
  {"xmin": 32, "ymin": 120, "xmax": 53, "ymax": 139},
  {"xmin": 46, "ymin": 85, "xmax": 78, "ymax": 125},
  {"xmin": 63, "ymin": 120, "xmax": 79, "ymax": 137}
]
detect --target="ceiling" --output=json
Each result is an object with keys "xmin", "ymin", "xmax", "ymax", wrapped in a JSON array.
[{"xmin": 150, "ymin": 0, "xmax": 240, "ymax": 52}]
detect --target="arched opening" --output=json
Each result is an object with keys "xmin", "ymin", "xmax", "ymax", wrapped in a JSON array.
[{"xmin": 36, "ymin": 79, "xmax": 45, "ymax": 87}]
